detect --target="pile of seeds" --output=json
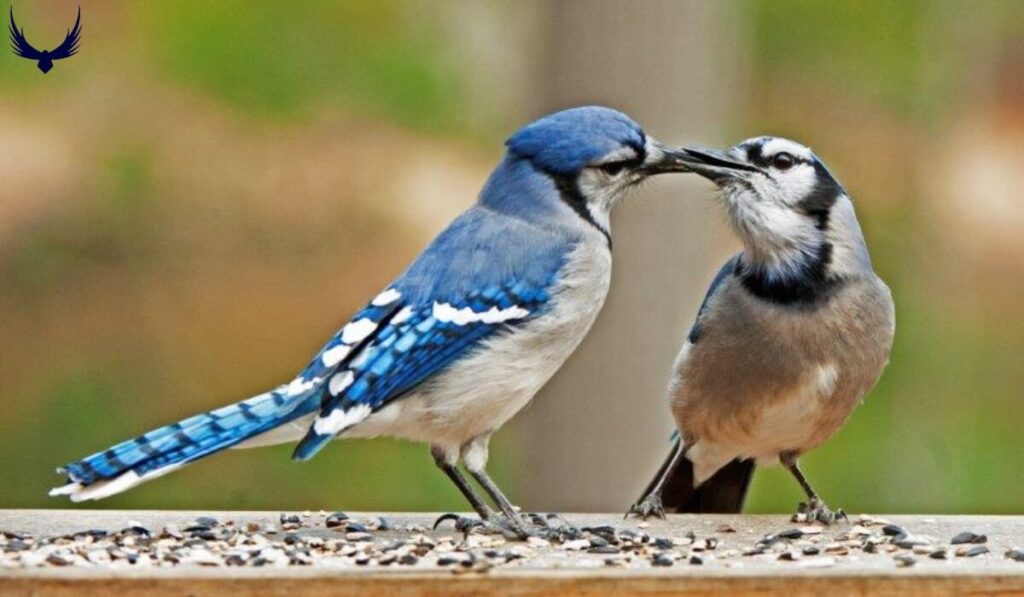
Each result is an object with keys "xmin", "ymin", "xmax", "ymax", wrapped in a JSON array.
[
  {"xmin": 2, "ymin": 513, "xmax": 1022, "ymax": 571},
  {"xmin": 738, "ymin": 517, "xmax": 1006, "ymax": 569}
]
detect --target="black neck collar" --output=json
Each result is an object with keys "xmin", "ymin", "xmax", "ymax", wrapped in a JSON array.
[{"xmin": 734, "ymin": 243, "xmax": 844, "ymax": 306}]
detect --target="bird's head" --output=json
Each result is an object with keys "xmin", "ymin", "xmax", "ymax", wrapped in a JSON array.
[
  {"xmin": 680, "ymin": 136, "xmax": 872, "ymax": 283},
  {"xmin": 491, "ymin": 106, "xmax": 690, "ymax": 241}
]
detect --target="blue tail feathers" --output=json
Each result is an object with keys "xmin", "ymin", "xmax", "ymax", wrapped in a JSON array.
[{"xmin": 53, "ymin": 389, "xmax": 318, "ymax": 501}]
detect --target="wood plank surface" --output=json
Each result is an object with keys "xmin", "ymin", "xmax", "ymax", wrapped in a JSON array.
[{"xmin": 2, "ymin": 510, "xmax": 1023, "ymax": 596}]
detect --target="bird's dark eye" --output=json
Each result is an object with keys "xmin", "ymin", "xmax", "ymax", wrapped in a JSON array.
[
  {"xmin": 771, "ymin": 152, "xmax": 796, "ymax": 170},
  {"xmin": 599, "ymin": 161, "xmax": 627, "ymax": 176}
]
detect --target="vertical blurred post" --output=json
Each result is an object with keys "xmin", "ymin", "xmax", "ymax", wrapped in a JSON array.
[{"xmin": 508, "ymin": 0, "xmax": 745, "ymax": 511}]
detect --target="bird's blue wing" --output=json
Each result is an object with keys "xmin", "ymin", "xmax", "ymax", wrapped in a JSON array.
[
  {"xmin": 686, "ymin": 255, "xmax": 739, "ymax": 344},
  {"xmin": 292, "ymin": 279, "xmax": 553, "ymax": 460},
  {"xmin": 290, "ymin": 205, "xmax": 572, "ymax": 460}
]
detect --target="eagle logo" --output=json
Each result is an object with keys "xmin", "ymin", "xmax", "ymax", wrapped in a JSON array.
[{"xmin": 9, "ymin": 6, "xmax": 81, "ymax": 74}]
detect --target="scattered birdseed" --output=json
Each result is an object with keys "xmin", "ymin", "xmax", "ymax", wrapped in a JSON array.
[
  {"xmin": 961, "ymin": 545, "xmax": 989, "ymax": 558},
  {"xmin": 653, "ymin": 537, "xmax": 673, "ymax": 550},
  {"xmin": 562, "ymin": 539, "xmax": 590, "ymax": 551},
  {"xmin": 882, "ymin": 525, "xmax": 906, "ymax": 537},
  {"xmin": 324, "ymin": 513, "xmax": 349, "ymax": 528},
  {"xmin": 652, "ymin": 552, "xmax": 674, "ymax": 567},
  {"xmin": 1, "ymin": 514, "xmax": 1018, "ymax": 574},
  {"xmin": 893, "ymin": 534, "xmax": 932, "ymax": 549},
  {"xmin": 951, "ymin": 532, "xmax": 987, "ymax": 545},
  {"xmin": 589, "ymin": 545, "xmax": 620, "ymax": 555},
  {"xmin": 894, "ymin": 554, "xmax": 916, "ymax": 567}
]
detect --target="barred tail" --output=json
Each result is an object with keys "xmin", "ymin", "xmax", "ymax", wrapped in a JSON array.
[{"xmin": 50, "ymin": 390, "xmax": 317, "ymax": 502}]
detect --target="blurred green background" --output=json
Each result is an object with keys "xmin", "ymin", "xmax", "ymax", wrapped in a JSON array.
[{"xmin": 1, "ymin": 0, "xmax": 1023, "ymax": 514}]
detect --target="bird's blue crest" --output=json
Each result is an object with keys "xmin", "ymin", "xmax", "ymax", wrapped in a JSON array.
[{"xmin": 506, "ymin": 106, "xmax": 645, "ymax": 175}]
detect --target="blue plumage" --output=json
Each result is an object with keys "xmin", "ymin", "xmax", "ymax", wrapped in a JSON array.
[
  {"xmin": 506, "ymin": 107, "xmax": 646, "ymax": 175},
  {"xmin": 293, "ymin": 271, "xmax": 555, "ymax": 460},
  {"xmin": 59, "ymin": 390, "xmax": 314, "ymax": 492},
  {"xmin": 52, "ymin": 106, "xmax": 692, "ymax": 521}
]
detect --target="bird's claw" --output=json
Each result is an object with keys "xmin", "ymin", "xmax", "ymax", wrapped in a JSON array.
[
  {"xmin": 792, "ymin": 497, "xmax": 847, "ymax": 525},
  {"xmin": 625, "ymin": 494, "xmax": 665, "ymax": 520},
  {"xmin": 432, "ymin": 513, "xmax": 488, "ymax": 535},
  {"xmin": 432, "ymin": 512, "xmax": 536, "ymax": 540}
]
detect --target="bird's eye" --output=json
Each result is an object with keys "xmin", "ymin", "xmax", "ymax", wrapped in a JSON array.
[
  {"xmin": 771, "ymin": 152, "xmax": 796, "ymax": 170},
  {"xmin": 599, "ymin": 161, "xmax": 627, "ymax": 176}
]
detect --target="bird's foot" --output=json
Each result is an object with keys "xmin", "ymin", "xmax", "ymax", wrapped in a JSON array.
[
  {"xmin": 792, "ymin": 497, "xmax": 847, "ymax": 525},
  {"xmin": 625, "ymin": 493, "xmax": 665, "ymax": 520},
  {"xmin": 522, "ymin": 512, "xmax": 584, "ymax": 541},
  {"xmin": 432, "ymin": 512, "xmax": 538, "ymax": 540},
  {"xmin": 433, "ymin": 513, "xmax": 490, "ymax": 535}
]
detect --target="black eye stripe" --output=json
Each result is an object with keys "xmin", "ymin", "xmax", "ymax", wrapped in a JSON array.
[
  {"xmin": 744, "ymin": 141, "xmax": 814, "ymax": 169},
  {"xmin": 627, "ymin": 140, "xmax": 647, "ymax": 162}
]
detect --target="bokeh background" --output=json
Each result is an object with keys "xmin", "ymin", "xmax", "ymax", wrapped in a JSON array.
[{"xmin": 2, "ymin": 0, "xmax": 1023, "ymax": 514}]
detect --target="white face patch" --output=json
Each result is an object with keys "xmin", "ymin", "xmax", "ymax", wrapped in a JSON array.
[
  {"xmin": 313, "ymin": 404, "xmax": 372, "ymax": 435},
  {"xmin": 575, "ymin": 170, "xmax": 619, "ymax": 235},
  {"xmin": 432, "ymin": 302, "xmax": 530, "ymax": 326},
  {"xmin": 371, "ymin": 288, "xmax": 401, "ymax": 306},
  {"xmin": 719, "ymin": 136, "xmax": 832, "ymax": 272},
  {"xmin": 341, "ymin": 318, "xmax": 378, "ymax": 344},
  {"xmin": 570, "ymin": 138, "xmax": 654, "ymax": 239},
  {"xmin": 765, "ymin": 162, "xmax": 818, "ymax": 206},
  {"xmin": 321, "ymin": 344, "xmax": 352, "ymax": 367},
  {"xmin": 328, "ymin": 371, "xmax": 354, "ymax": 396}
]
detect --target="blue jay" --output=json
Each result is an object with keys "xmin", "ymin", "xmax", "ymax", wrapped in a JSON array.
[
  {"xmin": 631, "ymin": 137, "xmax": 895, "ymax": 523},
  {"xmin": 51, "ymin": 106, "xmax": 692, "ymax": 535}
]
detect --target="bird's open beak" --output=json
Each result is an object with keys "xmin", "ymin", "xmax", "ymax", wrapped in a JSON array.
[
  {"xmin": 637, "ymin": 143, "xmax": 701, "ymax": 175},
  {"xmin": 676, "ymin": 146, "xmax": 763, "ymax": 183}
]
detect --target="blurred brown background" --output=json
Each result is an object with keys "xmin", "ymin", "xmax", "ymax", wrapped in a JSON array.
[{"xmin": 1, "ymin": 0, "xmax": 1023, "ymax": 514}]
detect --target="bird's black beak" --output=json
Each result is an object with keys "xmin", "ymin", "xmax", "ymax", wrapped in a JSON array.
[
  {"xmin": 636, "ymin": 143, "xmax": 701, "ymax": 176},
  {"xmin": 677, "ymin": 146, "xmax": 763, "ymax": 183}
]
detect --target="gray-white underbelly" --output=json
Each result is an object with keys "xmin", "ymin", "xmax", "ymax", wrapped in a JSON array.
[{"xmin": 350, "ymin": 242, "xmax": 612, "ymax": 449}]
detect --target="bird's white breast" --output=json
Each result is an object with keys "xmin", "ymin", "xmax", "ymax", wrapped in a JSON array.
[{"xmin": 350, "ymin": 240, "xmax": 613, "ymax": 448}]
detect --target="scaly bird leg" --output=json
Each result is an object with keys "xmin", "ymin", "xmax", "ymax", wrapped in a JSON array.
[
  {"xmin": 430, "ymin": 445, "xmax": 496, "ymax": 531},
  {"xmin": 466, "ymin": 467, "xmax": 535, "ymax": 539},
  {"xmin": 781, "ymin": 451, "xmax": 846, "ymax": 525},
  {"xmin": 627, "ymin": 438, "xmax": 685, "ymax": 519}
]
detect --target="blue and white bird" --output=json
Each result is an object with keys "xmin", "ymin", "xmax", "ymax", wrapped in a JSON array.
[
  {"xmin": 51, "ymin": 106, "xmax": 692, "ymax": 534},
  {"xmin": 630, "ymin": 137, "xmax": 895, "ymax": 523}
]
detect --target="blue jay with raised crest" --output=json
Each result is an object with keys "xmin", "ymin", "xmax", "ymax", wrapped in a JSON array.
[
  {"xmin": 51, "ymin": 106, "xmax": 693, "ymax": 536},
  {"xmin": 629, "ymin": 137, "xmax": 895, "ymax": 523}
]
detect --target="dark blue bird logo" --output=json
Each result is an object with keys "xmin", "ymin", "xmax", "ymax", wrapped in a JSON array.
[{"xmin": 9, "ymin": 6, "xmax": 81, "ymax": 73}]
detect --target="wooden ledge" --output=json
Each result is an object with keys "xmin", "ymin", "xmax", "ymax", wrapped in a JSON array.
[{"xmin": 2, "ymin": 510, "xmax": 1023, "ymax": 596}]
